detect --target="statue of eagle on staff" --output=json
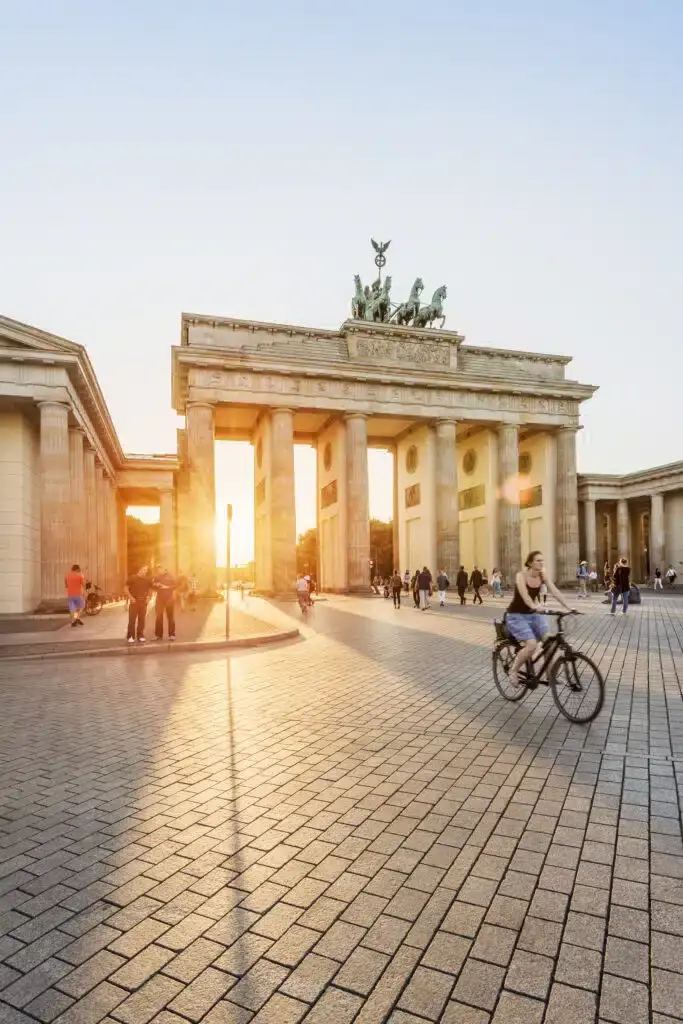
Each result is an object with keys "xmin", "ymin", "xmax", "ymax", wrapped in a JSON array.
[{"xmin": 351, "ymin": 238, "xmax": 447, "ymax": 329}]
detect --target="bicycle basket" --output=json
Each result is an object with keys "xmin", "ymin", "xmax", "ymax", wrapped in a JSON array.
[{"xmin": 494, "ymin": 618, "xmax": 508, "ymax": 642}]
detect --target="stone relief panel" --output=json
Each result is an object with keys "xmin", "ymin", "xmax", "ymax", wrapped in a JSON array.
[
  {"xmin": 348, "ymin": 335, "xmax": 451, "ymax": 369},
  {"xmin": 405, "ymin": 483, "xmax": 421, "ymax": 509},
  {"xmin": 321, "ymin": 479, "xmax": 338, "ymax": 509},
  {"xmin": 520, "ymin": 484, "xmax": 543, "ymax": 509},
  {"xmin": 459, "ymin": 484, "xmax": 486, "ymax": 511}
]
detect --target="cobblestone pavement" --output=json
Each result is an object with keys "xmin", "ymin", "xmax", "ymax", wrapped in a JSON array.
[{"xmin": 0, "ymin": 595, "xmax": 682, "ymax": 1024}]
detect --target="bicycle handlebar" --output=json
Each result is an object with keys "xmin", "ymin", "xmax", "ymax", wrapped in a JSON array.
[{"xmin": 545, "ymin": 609, "xmax": 580, "ymax": 617}]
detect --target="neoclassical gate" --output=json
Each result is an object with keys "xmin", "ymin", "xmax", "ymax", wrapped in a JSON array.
[{"xmin": 172, "ymin": 313, "xmax": 596, "ymax": 594}]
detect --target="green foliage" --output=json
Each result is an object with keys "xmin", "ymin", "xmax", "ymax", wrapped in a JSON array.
[
  {"xmin": 126, "ymin": 516, "xmax": 159, "ymax": 577},
  {"xmin": 296, "ymin": 528, "xmax": 318, "ymax": 577}
]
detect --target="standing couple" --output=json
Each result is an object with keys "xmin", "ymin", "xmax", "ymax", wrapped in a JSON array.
[{"xmin": 124, "ymin": 566, "xmax": 178, "ymax": 643}]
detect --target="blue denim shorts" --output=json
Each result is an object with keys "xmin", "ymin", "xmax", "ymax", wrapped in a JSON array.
[
  {"xmin": 67, "ymin": 595, "xmax": 85, "ymax": 612},
  {"xmin": 506, "ymin": 612, "xmax": 548, "ymax": 643}
]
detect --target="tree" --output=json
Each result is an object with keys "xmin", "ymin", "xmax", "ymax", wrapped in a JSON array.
[
  {"xmin": 126, "ymin": 516, "xmax": 159, "ymax": 577},
  {"xmin": 296, "ymin": 528, "xmax": 318, "ymax": 577},
  {"xmin": 370, "ymin": 519, "xmax": 394, "ymax": 577}
]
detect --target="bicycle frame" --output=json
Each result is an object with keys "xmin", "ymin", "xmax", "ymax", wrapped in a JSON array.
[{"xmin": 507, "ymin": 613, "xmax": 574, "ymax": 686}]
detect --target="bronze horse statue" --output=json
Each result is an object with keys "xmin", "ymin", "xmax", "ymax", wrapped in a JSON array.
[
  {"xmin": 413, "ymin": 285, "xmax": 447, "ymax": 329},
  {"xmin": 393, "ymin": 277, "xmax": 424, "ymax": 326}
]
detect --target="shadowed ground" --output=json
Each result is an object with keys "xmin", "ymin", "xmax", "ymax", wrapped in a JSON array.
[{"xmin": 0, "ymin": 593, "xmax": 681, "ymax": 1023}]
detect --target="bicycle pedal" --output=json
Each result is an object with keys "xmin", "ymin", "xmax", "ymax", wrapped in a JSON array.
[{"xmin": 525, "ymin": 679, "xmax": 539, "ymax": 691}]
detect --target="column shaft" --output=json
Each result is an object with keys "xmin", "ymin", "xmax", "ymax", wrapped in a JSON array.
[
  {"xmin": 102, "ymin": 475, "xmax": 113, "ymax": 597},
  {"xmin": 497, "ymin": 424, "xmax": 521, "ymax": 585},
  {"xmin": 159, "ymin": 489, "xmax": 176, "ymax": 574},
  {"xmin": 392, "ymin": 445, "xmax": 399, "ymax": 572},
  {"xmin": 117, "ymin": 500, "xmax": 128, "ymax": 588},
  {"xmin": 556, "ymin": 427, "xmax": 580, "ymax": 585},
  {"xmin": 616, "ymin": 499, "xmax": 631, "ymax": 564},
  {"xmin": 186, "ymin": 403, "xmax": 216, "ymax": 593},
  {"xmin": 650, "ymin": 493, "xmax": 665, "ymax": 571},
  {"xmin": 436, "ymin": 420, "xmax": 459, "ymax": 577},
  {"xmin": 270, "ymin": 408, "xmax": 297, "ymax": 595},
  {"xmin": 346, "ymin": 415, "xmax": 370, "ymax": 591},
  {"xmin": 108, "ymin": 480, "xmax": 119, "ymax": 596},
  {"xmin": 584, "ymin": 499, "xmax": 597, "ymax": 569},
  {"xmin": 83, "ymin": 449, "xmax": 98, "ymax": 584},
  {"xmin": 39, "ymin": 402, "xmax": 71, "ymax": 609},
  {"xmin": 68, "ymin": 429, "xmax": 86, "ymax": 571},
  {"xmin": 95, "ymin": 466, "xmax": 107, "ymax": 591}
]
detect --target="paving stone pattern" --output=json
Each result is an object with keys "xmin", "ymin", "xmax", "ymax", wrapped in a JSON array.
[{"xmin": 0, "ymin": 595, "xmax": 682, "ymax": 1023}]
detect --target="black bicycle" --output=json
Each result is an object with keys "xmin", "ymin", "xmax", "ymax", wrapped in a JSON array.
[{"xmin": 492, "ymin": 610, "xmax": 605, "ymax": 723}]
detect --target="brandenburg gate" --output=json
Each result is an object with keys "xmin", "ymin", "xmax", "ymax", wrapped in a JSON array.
[{"xmin": 172, "ymin": 305, "xmax": 596, "ymax": 595}]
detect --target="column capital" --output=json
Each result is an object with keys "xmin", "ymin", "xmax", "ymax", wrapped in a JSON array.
[
  {"xmin": 269, "ymin": 406, "xmax": 295, "ymax": 417},
  {"xmin": 344, "ymin": 412, "xmax": 367, "ymax": 422},
  {"xmin": 435, "ymin": 417, "xmax": 458, "ymax": 427},
  {"xmin": 38, "ymin": 399, "xmax": 69, "ymax": 410},
  {"xmin": 186, "ymin": 401, "xmax": 214, "ymax": 411}
]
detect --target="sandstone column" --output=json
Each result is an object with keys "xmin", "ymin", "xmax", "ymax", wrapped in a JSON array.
[
  {"xmin": 269, "ymin": 408, "xmax": 297, "ymax": 595},
  {"xmin": 83, "ymin": 447, "xmax": 98, "ymax": 584},
  {"xmin": 497, "ymin": 424, "xmax": 521, "ymax": 585},
  {"xmin": 117, "ymin": 499, "xmax": 128, "ymax": 588},
  {"xmin": 436, "ymin": 419, "xmax": 459, "ymax": 577},
  {"xmin": 38, "ymin": 401, "xmax": 71, "ymax": 609},
  {"xmin": 650, "ymin": 493, "xmax": 665, "ymax": 572},
  {"xmin": 346, "ymin": 413, "xmax": 370, "ymax": 591},
  {"xmin": 186, "ymin": 402, "xmax": 216, "ymax": 593},
  {"xmin": 159, "ymin": 488, "xmax": 176, "ymax": 574},
  {"xmin": 584, "ymin": 499, "xmax": 597, "ymax": 569},
  {"xmin": 616, "ymin": 499, "xmax": 631, "ymax": 564},
  {"xmin": 102, "ymin": 474, "xmax": 113, "ymax": 597},
  {"xmin": 95, "ymin": 465, "xmax": 107, "ymax": 590},
  {"xmin": 68, "ymin": 428, "xmax": 86, "ymax": 571},
  {"xmin": 108, "ymin": 480, "xmax": 119, "ymax": 596},
  {"xmin": 392, "ymin": 445, "xmax": 399, "ymax": 572},
  {"xmin": 556, "ymin": 427, "xmax": 580, "ymax": 585}
]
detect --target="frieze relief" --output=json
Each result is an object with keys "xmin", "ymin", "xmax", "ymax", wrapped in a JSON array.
[
  {"xmin": 350, "ymin": 336, "xmax": 450, "ymax": 367},
  {"xmin": 189, "ymin": 368, "xmax": 578, "ymax": 420}
]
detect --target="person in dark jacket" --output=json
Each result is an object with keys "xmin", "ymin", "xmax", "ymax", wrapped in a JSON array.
[
  {"xmin": 611, "ymin": 558, "xmax": 631, "ymax": 614},
  {"xmin": 153, "ymin": 568, "xmax": 177, "ymax": 640},
  {"xmin": 470, "ymin": 566, "xmax": 484, "ymax": 605},
  {"xmin": 390, "ymin": 570, "xmax": 403, "ymax": 609},
  {"xmin": 417, "ymin": 567, "xmax": 433, "ymax": 610},
  {"xmin": 435, "ymin": 569, "xmax": 450, "ymax": 606},
  {"xmin": 410, "ymin": 572, "xmax": 420, "ymax": 607},
  {"xmin": 456, "ymin": 565, "xmax": 468, "ymax": 604}
]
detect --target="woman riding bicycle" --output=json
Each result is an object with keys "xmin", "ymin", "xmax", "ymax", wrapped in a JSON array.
[{"xmin": 506, "ymin": 551, "xmax": 572, "ymax": 686}]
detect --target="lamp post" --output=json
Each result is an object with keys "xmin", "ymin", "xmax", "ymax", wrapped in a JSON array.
[{"xmin": 225, "ymin": 504, "xmax": 232, "ymax": 639}]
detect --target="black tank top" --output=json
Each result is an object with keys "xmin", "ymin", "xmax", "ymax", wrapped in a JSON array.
[{"xmin": 507, "ymin": 575, "xmax": 543, "ymax": 614}]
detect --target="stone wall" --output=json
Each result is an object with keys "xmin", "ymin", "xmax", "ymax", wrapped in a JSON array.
[{"xmin": 0, "ymin": 409, "xmax": 40, "ymax": 612}]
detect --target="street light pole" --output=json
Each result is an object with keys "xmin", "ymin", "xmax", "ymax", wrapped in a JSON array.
[{"xmin": 225, "ymin": 504, "xmax": 232, "ymax": 639}]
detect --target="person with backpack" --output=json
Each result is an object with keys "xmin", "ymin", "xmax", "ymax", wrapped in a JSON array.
[
  {"xmin": 435, "ymin": 569, "xmax": 450, "ymax": 607},
  {"xmin": 611, "ymin": 557, "xmax": 631, "ymax": 614},
  {"xmin": 417, "ymin": 566, "xmax": 433, "ymax": 610},
  {"xmin": 576, "ymin": 561, "xmax": 588, "ymax": 598},
  {"xmin": 666, "ymin": 565, "xmax": 678, "ymax": 589},
  {"xmin": 654, "ymin": 567, "xmax": 663, "ymax": 592}
]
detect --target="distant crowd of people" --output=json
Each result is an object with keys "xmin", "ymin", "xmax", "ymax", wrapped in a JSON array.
[{"xmin": 374, "ymin": 566, "xmax": 506, "ymax": 609}]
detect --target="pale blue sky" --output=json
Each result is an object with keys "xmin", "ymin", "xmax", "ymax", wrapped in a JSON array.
[{"xmin": 2, "ymin": 1, "xmax": 681, "ymax": 562}]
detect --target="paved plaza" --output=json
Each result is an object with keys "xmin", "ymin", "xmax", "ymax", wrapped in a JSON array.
[{"xmin": 0, "ymin": 595, "xmax": 682, "ymax": 1024}]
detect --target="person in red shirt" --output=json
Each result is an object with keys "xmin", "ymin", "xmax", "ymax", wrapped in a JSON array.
[{"xmin": 65, "ymin": 564, "xmax": 86, "ymax": 626}]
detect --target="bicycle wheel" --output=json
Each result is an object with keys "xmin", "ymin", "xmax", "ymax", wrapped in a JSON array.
[
  {"xmin": 550, "ymin": 652, "xmax": 604, "ymax": 723},
  {"xmin": 493, "ymin": 642, "xmax": 527, "ymax": 701}
]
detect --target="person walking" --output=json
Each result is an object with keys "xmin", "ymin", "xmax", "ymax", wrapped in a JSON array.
[
  {"xmin": 654, "ymin": 567, "xmax": 664, "ymax": 591},
  {"xmin": 470, "ymin": 566, "xmax": 484, "ymax": 605},
  {"xmin": 611, "ymin": 557, "xmax": 631, "ymax": 614},
  {"xmin": 491, "ymin": 569, "xmax": 502, "ymax": 598},
  {"xmin": 153, "ymin": 567, "xmax": 177, "ymax": 640},
  {"xmin": 411, "ymin": 571, "xmax": 420, "ymax": 607},
  {"xmin": 64, "ymin": 564, "xmax": 86, "ymax": 627},
  {"xmin": 124, "ymin": 566, "xmax": 153, "ymax": 643},
  {"xmin": 604, "ymin": 561, "xmax": 612, "ymax": 591},
  {"xmin": 403, "ymin": 569, "xmax": 411, "ymax": 593},
  {"xmin": 456, "ymin": 565, "xmax": 468, "ymax": 604},
  {"xmin": 588, "ymin": 566, "xmax": 598, "ymax": 593},
  {"xmin": 435, "ymin": 569, "xmax": 450, "ymax": 606},
  {"xmin": 666, "ymin": 565, "xmax": 678, "ymax": 589},
  {"xmin": 390, "ymin": 569, "xmax": 403, "ymax": 608},
  {"xmin": 417, "ymin": 566, "xmax": 432, "ymax": 610},
  {"xmin": 576, "ymin": 561, "xmax": 588, "ymax": 598},
  {"xmin": 506, "ymin": 551, "xmax": 572, "ymax": 686}
]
